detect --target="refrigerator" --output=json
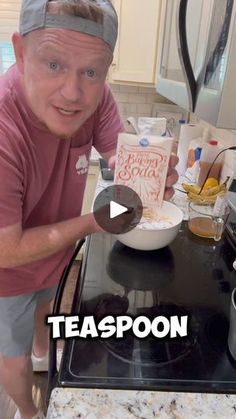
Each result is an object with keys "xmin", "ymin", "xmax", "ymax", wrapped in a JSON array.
[{"xmin": 156, "ymin": 0, "xmax": 236, "ymax": 129}]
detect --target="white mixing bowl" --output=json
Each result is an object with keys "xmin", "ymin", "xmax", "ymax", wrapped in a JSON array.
[{"xmin": 116, "ymin": 201, "xmax": 183, "ymax": 251}]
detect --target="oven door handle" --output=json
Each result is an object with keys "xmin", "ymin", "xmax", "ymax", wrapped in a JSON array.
[{"xmin": 46, "ymin": 238, "xmax": 85, "ymax": 402}]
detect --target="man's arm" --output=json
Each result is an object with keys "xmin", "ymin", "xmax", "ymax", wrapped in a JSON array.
[
  {"xmin": 0, "ymin": 148, "xmax": 178, "ymax": 269},
  {"xmin": 0, "ymin": 213, "xmax": 100, "ymax": 269}
]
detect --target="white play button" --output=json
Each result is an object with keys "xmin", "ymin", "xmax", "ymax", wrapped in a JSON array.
[
  {"xmin": 110, "ymin": 201, "xmax": 128, "ymax": 219},
  {"xmin": 93, "ymin": 185, "xmax": 143, "ymax": 234}
]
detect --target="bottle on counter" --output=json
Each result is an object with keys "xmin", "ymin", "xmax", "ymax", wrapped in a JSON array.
[
  {"xmin": 172, "ymin": 118, "xmax": 186, "ymax": 140},
  {"xmin": 184, "ymin": 137, "xmax": 204, "ymax": 182},
  {"xmin": 175, "ymin": 123, "xmax": 204, "ymax": 176},
  {"xmin": 197, "ymin": 139, "xmax": 223, "ymax": 187}
]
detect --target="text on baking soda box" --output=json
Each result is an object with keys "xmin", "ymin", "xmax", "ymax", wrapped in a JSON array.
[{"xmin": 114, "ymin": 133, "xmax": 173, "ymax": 208}]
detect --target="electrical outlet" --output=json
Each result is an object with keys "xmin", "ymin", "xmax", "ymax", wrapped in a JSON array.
[{"xmin": 151, "ymin": 103, "xmax": 189, "ymax": 136}]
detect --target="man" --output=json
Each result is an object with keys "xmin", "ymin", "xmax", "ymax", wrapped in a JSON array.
[{"xmin": 0, "ymin": 1, "xmax": 178, "ymax": 418}]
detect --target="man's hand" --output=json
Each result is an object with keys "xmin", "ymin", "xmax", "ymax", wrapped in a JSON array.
[
  {"xmin": 93, "ymin": 203, "xmax": 136, "ymax": 234},
  {"xmin": 164, "ymin": 153, "xmax": 179, "ymax": 200},
  {"xmin": 108, "ymin": 153, "xmax": 179, "ymax": 201}
]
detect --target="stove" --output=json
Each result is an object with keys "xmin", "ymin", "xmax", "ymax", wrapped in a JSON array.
[{"xmin": 50, "ymin": 223, "xmax": 236, "ymax": 395}]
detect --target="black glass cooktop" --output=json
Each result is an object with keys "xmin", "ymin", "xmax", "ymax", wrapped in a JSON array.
[{"xmin": 58, "ymin": 223, "xmax": 236, "ymax": 393}]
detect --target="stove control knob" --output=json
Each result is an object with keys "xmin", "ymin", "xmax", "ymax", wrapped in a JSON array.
[{"xmin": 233, "ymin": 259, "xmax": 236, "ymax": 271}]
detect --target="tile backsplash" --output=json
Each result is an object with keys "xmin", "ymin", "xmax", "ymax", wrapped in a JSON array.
[
  {"xmin": 109, "ymin": 82, "xmax": 236, "ymax": 179},
  {"xmin": 109, "ymin": 83, "xmax": 173, "ymax": 132}
]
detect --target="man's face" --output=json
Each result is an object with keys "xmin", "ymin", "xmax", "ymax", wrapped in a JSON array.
[{"xmin": 13, "ymin": 29, "xmax": 113, "ymax": 138}]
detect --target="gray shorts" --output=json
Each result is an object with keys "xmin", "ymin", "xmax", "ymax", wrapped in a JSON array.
[{"xmin": 0, "ymin": 285, "xmax": 58, "ymax": 357}]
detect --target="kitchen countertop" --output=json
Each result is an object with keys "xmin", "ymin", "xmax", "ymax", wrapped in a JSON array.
[
  {"xmin": 46, "ymin": 175, "xmax": 236, "ymax": 418},
  {"xmin": 90, "ymin": 147, "xmax": 101, "ymax": 164},
  {"xmin": 47, "ymin": 387, "xmax": 236, "ymax": 418}
]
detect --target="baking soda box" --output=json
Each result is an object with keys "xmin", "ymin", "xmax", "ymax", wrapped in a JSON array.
[{"xmin": 114, "ymin": 133, "xmax": 173, "ymax": 209}]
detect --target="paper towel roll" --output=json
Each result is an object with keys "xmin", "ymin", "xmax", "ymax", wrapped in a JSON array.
[{"xmin": 176, "ymin": 124, "xmax": 203, "ymax": 176}]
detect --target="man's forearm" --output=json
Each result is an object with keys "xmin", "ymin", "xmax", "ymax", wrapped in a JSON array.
[{"xmin": 0, "ymin": 213, "xmax": 99, "ymax": 268}]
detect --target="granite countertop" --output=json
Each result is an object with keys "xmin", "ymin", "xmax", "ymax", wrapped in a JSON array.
[{"xmin": 47, "ymin": 388, "xmax": 236, "ymax": 418}]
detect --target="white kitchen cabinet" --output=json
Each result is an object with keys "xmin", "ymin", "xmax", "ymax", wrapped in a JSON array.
[{"xmin": 109, "ymin": 0, "xmax": 162, "ymax": 85}]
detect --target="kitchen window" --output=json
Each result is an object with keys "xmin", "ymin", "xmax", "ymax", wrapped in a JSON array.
[
  {"xmin": 0, "ymin": 0, "xmax": 20, "ymax": 74},
  {"xmin": 0, "ymin": 42, "xmax": 15, "ymax": 74}
]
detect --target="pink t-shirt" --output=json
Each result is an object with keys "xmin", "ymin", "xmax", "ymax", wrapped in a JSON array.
[{"xmin": 0, "ymin": 65, "xmax": 124, "ymax": 296}]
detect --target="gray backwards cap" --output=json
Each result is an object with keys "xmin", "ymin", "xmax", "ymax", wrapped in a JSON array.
[{"xmin": 19, "ymin": 0, "xmax": 118, "ymax": 51}]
